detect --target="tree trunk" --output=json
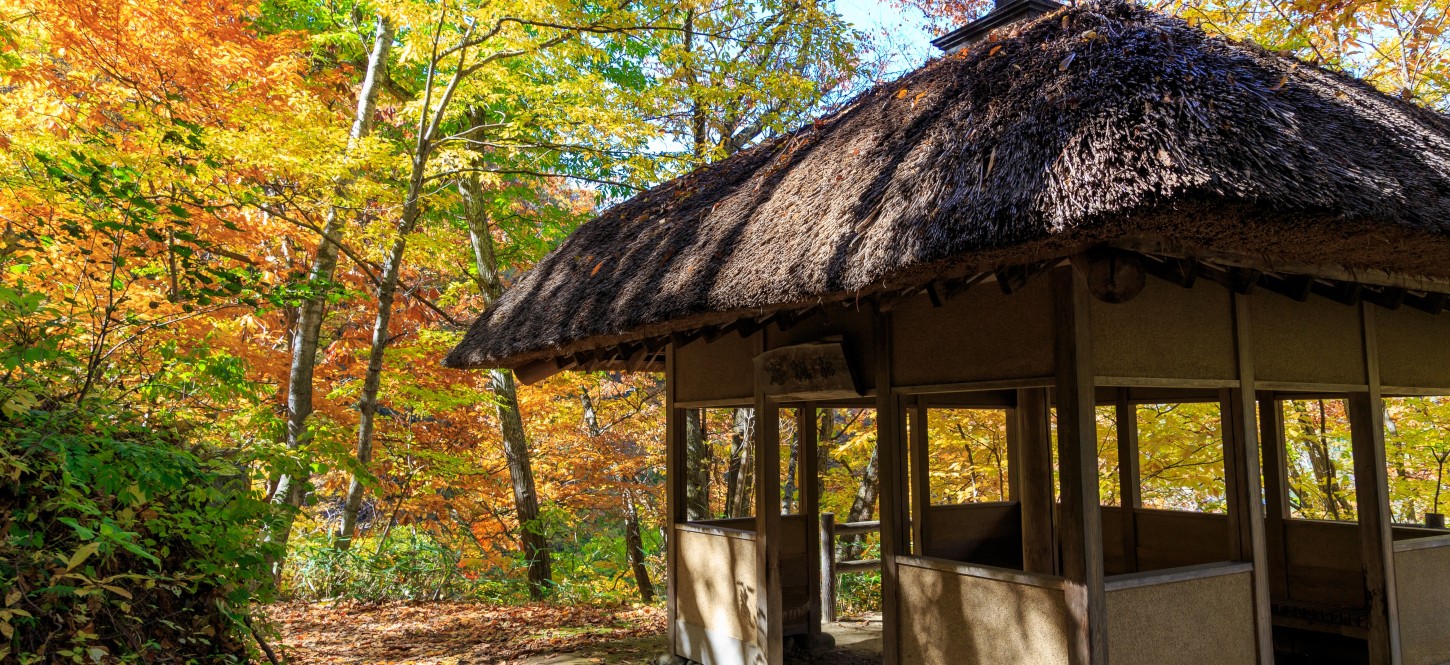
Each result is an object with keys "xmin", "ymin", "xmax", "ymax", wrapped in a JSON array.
[
  {"xmin": 685, "ymin": 408, "xmax": 710, "ymax": 520},
  {"xmin": 582, "ymin": 388, "xmax": 654, "ymax": 602},
  {"xmin": 462, "ymin": 170, "xmax": 551, "ymax": 598},
  {"xmin": 782, "ymin": 429, "xmax": 798, "ymax": 514},
  {"xmin": 724, "ymin": 408, "xmax": 755, "ymax": 517},
  {"xmin": 841, "ymin": 441, "xmax": 879, "ymax": 562},
  {"xmin": 624, "ymin": 490, "xmax": 654, "ymax": 602},
  {"xmin": 270, "ymin": 14, "xmax": 392, "ymax": 575}
]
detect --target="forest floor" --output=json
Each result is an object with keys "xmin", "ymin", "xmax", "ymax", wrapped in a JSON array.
[{"xmin": 267, "ymin": 602, "xmax": 883, "ymax": 665}]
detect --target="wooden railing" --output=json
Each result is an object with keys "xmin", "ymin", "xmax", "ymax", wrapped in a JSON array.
[{"xmin": 819, "ymin": 512, "xmax": 882, "ymax": 622}]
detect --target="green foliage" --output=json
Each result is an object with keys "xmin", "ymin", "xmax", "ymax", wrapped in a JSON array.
[{"xmin": 0, "ymin": 408, "xmax": 279, "ymax": 664}]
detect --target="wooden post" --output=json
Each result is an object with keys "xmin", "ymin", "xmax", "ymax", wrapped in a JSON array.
[
  {"xmin": 1350, "ymin": 303, "xmax": 1402, "ymax": 665},
  {"xmin": 1226, "ymin": 292, "xmax": 1275, "ymax": 664},
  {"xmin": 800, "ymin": 405, "xmax": 823, "ymax": 638},
  {"xmin": 909, "ymin": 402, "xmax": 930, "ymax": 554},
  {"xmin": 1114, "ymin": 389, "xmax": 1140, "ymax": 573},
  {"xmin": 874, "ymin": 309, "xmax": 908, "ymax": 665},
  {"xmin": 820, "ymin": 512, "xmax": 837, "ymax": 624},
  {"xmin": 665, "ymin": 345, "xmax": 686, "ymax": 658},
  {"xmin": 1258, "ymin": 392, "xmax": 1290, "ymax": 599},
  {"xmin": 1017, "ymin": 387, "xmax": 1056, "ymax": 575},
  {"xmin": 1051, "ymin": 265, "xmax": 1107, "ymax": 665},
  {"xmin": 754, "ymin": 387, "xmax": 783, "ymax": 665}
]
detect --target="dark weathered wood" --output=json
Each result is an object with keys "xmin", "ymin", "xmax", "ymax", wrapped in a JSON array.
[
  {"xmin": 1404, "ymin": 291, "xmax": 1447, "ymax": 315},
  {"xmin": 873, "ymin": 309, "xmax": 907, "ymax": 665},
  {"xmin": 1228, "ymin": 292, "xmax": 1275, "ymax": 665},
  {"xmin": 1017, "ymin": 387, "xmax": 1056, "ymax": 575},
  {"xmin": 898, "ymin": 554, "xmax": 1071, "ymax": 590},
  {"xmin": 1362, "ymin": 286, "xmax": 1406, "ymax": 311},
  {"xmin": 1350, "ymin": 304, "xmax": 1402, "ymax": 665},
  {"xmin": 1076, "ymin": 248, "xmax": 1146, "ymax": 304},
  {"xmin": 1258, "ymin": 392, "xmax": 1291, "ymax": 599},
  {"xmin": 1114, "ymin": 389, "xmax": 1140, "ymax": 573},
  {"xmin": 909, "ymin": 403, "xmax": 930, "ymax": 553},
  {"xmin": 664, "ymin": 345, "xmax": 685, "ymax": 658},
  {"xmin": 835, "ymin": 559, "xmax": 883, "ymax": 574},
  {"xmin": 1051, "ymin": 266, "xmax": 1107, "ymax": 665},
  {"xmin": 753, "ymin": 384, "xmax": 784, "ymax": 665},
  {"xmin": 836, "ymin": 520, "xmax": 883, "ymax": 537},
  {"xmin": 753, "ymin": 341, "xmax": 861, "ymax": 400},
  {"xmin": 820, "ymin": 512, "xmax": 837, "ymax": 624},
  {"xmin": 799, "ymin": 405, "xmax": 823, "ymax": 638}
]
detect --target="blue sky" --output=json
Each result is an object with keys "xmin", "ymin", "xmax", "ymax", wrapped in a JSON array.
[{"xmin": 835, "ymin": 0, "xmax": 940, "ymax": 76}]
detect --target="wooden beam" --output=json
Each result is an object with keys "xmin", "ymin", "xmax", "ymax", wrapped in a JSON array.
[
  {"xmin": 909, "ymin": 403, "xmax": 930, "ymax": 554},
  {"xmin": 1312, "ymin": 280, "xmax": 1363, "ymax": 306},
  {"xmin": 799, "ymin": 404, "xmax": 823, "ymax": 639},
  {"xmin": 873, "ymin": 308, "xmax": 907, "ymax": 665},
  {"xmin": 1350, "ymin": 304, "xmax": 1402, "ymax": 665},
  {"xmin": 1362, "ymin": 286, "xmax": 1407, "ymax": 311},
  {"xmin": 1259, "ymin": 273, "xmax": 1314, "ymax": 302},
  {"xmin": 664, "ymin": 345, "xmax": 685, "ymax": 658},
  {"xmin": 1405, "ymin": 291, "xmax": 1447, "ymax": 315},
  {"xmin": 996, "ymin": 263, "xmax": 1048, "ymax": 295},
  {"xmin": 1051, "ymin": 266, "xmax": 1107, "ymax": 665},
  {"xmin": 941, "ymin": 272, "xmax": 988, "ymax": 301},
  {"xmin": 1258, "ymin": 391, "xmax": 1290, "ymax": 600},
  {"xmin": 753, "ymin": 380, "xmax": 784, "ymax": 664},
  {"xmin": 925, "ymin": 282, "xmax": 944, "ymax": 308},
  {"xmin": 1227, "ymin": 292, "xmax": 1275, "ymax": 664},
  {"xmin": 1140, "ymin": 254, "xmax": 1199, "ymax": 288},
  {"xmin": 1114, "ymin": 389, "xmax": 1140, "ymax": 573},
  {"xmin": 1018, "ymin": 387, "xmax": 1056, "ymax": 574}
]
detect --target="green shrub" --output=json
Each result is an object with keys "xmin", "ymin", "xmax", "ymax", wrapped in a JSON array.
[{"xmin": 0, "ymin": 409, "xmax": 278, "ymax": 664}]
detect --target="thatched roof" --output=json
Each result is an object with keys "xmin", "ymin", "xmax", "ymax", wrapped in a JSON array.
[{"xmin": 446, "ymin": 1, "xmax": 1450, "ymax": 371}]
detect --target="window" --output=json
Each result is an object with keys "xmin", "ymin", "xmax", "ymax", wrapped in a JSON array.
[
  {"xmin": 1383, "ymin": 396, "xmax": 1450, "ymax": 526},
  {"xmin": 924, "ymin": 408, "xmax": 1011, "ymax": 504},
  {"xmin": 1135, "ymin": 402, "xmax": 1227, "ymax": 513}
]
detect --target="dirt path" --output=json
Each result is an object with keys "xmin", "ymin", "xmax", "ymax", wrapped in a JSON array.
[{"xmin": 268, "ymin": 602, "xmax": 883, "ymax": 665}]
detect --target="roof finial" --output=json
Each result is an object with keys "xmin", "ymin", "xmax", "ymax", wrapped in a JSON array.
[{"xmin": 931, "ymin": 0, "xmax": 1064, "ymax": 53}]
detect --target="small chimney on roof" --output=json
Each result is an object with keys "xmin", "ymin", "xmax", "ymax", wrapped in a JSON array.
[{"xmin": 930, "ymin": 0, "xmax": 1064, "ymax": 53}]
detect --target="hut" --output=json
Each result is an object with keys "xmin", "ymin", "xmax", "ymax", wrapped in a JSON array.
[{"xmin": 445, "ymin": 1, "xmax": 1450, "ymax": 664}]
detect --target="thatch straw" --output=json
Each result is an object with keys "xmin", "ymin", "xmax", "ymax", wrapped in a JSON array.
[{"xmin": 446, "ymin": 1, "xmax": 1450, "ymax": 370}]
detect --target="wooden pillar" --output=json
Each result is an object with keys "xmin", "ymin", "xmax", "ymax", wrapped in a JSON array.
[
  {"xmin": 1051, "ymin": 266, "xmax": 1107, "ymax": 665},
  {"xmin": 909, "ymin": 402, "xmax": 930, "ymax": 554},
  {"xmin": 1017, "ymin": 387, "xmax": 1056, "ymax": 575},
  {"xmin": 753, "ymin": 385, "xmax": 783, "ymax": 664},
  {"xmin": 1258, "ymin": 392, "xmax": 1290, "ymax": 599},
  {"xmin": 1350, "ymin": 303, "xmax": 1402, "ymax": 665},
  {"xmin": 1114, "ymin": 389, "xmax": 1140, "ymax": 573},
  {"xmin": 665, "ymin": 345, "xmax": 686, "ymax": 658},
  {"xmin": 799, "ymin": 405, "xmax": 823, "ymax": 638},
  {"xmin": 1225, "ymin": 292, "xmax": 1275, "ymax": 664},
  {"xmin": 874, "ymin": 309, "xmax": 908, "ymax": 665}
]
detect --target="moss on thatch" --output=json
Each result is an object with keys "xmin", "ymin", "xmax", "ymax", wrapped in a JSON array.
[{"xmin": 447, "ymin": 1, "xmax": 1450, "ymax": 370}]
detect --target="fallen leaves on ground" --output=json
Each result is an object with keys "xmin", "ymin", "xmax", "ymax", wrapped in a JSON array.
[{"xmin": 265, "ymin": 601, "xmax": 666, "ymax": 664}]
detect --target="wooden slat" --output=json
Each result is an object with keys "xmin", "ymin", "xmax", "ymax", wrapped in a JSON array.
[
  {"xmin": 1258, "ymin": 392, "xmax": 1291, "ymax": 599},
  {"xmin": 753, "ymin": 384, "xmax": 783, "ymax": 665},
  {"xmin": 835, "ymin": 559, "xmax": 882, "ymax": 574},
  {"xmin": 874, "ymin": 308, "xmax": 907, "ymax": 665},
  {"xmin": 1051, "ymin": 266, "xmax": 1107, "ymax": 665},
  {"xmin": 836, "ymin": 521, "xmax": 882, "ymax": 537},
  {"xmin": 1115, "ymin": 389, "xmax": 1140, "ymax": 573},
  {"xmin": 1350, "ymin": 303, "xmax": 1403, "ymax": 665},
  {"xmin": 664, "ymin": 344, "xmax": 684, "ymax": 658},
  {"xmin": 909, "ymin": 404, "xmax": 930, "ymax": 554},
  {"xmin": 1228, "ymin": 292, "xmax": 1275, "ymax": 665},
  {"xmin": 1018, "ymin": 387, "xmax": 1056, "ymax": 575},
  {"xmin": 799, "ymin": 404, "xmax": 822, "ymax": 638},
  {"xmin": 820, "ymin": 512, "xmax": 837, "ymax": 624}
]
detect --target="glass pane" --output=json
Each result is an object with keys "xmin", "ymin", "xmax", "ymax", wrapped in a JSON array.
[
  {"xmin": 926, "ymin": 408, "xmax": 1010, "ymax": 504},
  {"xmin": 1137, "ymin": 402, "xmax": 1227, "ymax": 513},
  {"xmin": 1282, "ymin": 399, "xmax": 1357, "ymax": 521},
  {"xmin": 1384, "ymin": 397, "xmax": 1450, "ymax": 526}
]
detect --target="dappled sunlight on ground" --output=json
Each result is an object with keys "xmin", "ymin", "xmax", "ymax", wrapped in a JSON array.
[{"xmin": 267, "ymin": 601, "xmax": 666, "ymax": 664}]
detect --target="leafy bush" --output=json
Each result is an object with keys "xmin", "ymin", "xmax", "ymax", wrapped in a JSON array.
[{"xmin": 0, "ymin": 408, "xmax": 278, "ymax": 664}]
